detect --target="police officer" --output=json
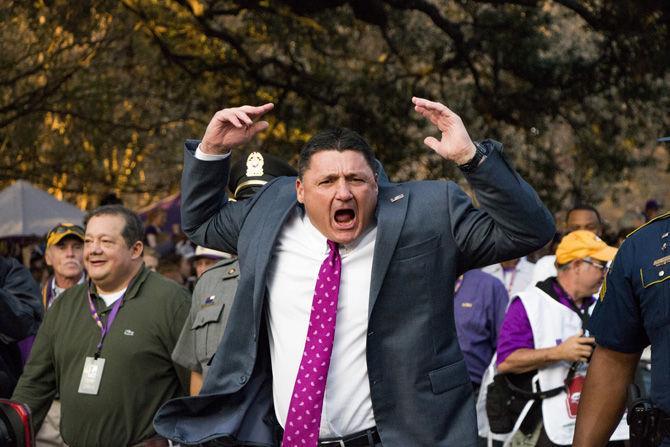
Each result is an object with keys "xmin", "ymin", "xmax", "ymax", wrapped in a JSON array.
[
  {"xmin": 171, "ymin": 151, "xmax": 297, "ymax": 395},
  {"xmin": 574, "ymin": 211, "xmax": 670, "ymax": 446}
]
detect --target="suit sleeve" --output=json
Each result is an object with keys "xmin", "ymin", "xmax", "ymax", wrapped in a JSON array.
[
  {"xmin": 180, "ymin": 140, "xmax": 253, "ymax": 255},
  {"xmin": 0, "ymin": 257, "xmax": 42, "ymax": 342},
  {"xmin": 449, "ymin": 140, "xmax": 555, "ymax": 270}
]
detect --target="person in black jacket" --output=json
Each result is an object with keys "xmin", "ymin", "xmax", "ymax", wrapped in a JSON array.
[{"xmin": 0, "ymin": 256, "xmax": 42, "ymax": 398}]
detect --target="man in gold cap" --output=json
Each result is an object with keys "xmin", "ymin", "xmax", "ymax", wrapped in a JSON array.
[
  {"xmin": 489, "ymin": 231, "xmax": 627, "ymax": 446},
  {"xmin": 43, "ymin": 223, "xmax": 86, "ymax": 310}
]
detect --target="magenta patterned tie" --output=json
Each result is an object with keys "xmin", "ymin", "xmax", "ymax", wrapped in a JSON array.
[{"xmin": 282, "ymin": 240, "xmax": 342, "ymax": 447}]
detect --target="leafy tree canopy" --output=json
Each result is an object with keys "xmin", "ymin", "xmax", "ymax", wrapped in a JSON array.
[{"xmin": 1, "ymin": 0, "xmax": 668, "ymax": 213}]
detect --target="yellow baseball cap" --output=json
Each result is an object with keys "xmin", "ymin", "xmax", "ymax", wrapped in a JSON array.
[
  {"xmin": 46, "ymin": 223, "xmax": 85, "ymax": 248},
  {"xmin": 555, "ymin": 230, "xmax": 617, "ymax": 265}
]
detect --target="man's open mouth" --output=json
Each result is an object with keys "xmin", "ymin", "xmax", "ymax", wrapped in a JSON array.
[{"xmin": 333, "ymin": 209, "xmax": 356, "ymax": 228}]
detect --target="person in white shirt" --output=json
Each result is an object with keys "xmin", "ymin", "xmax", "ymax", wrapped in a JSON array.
[
  {"xmin": 154, "ymin": 99, "xmax": 555, "ymax": 446},
  {"xmin": 482, "ymin": 257, "xmax": 535, "ymax": 297}
]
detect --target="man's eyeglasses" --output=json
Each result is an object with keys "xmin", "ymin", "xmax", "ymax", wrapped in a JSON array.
[
  {"xmin": 46, "ymin": 223, "xmax": 85, "ymax": 247},
  {"xmin": 582, "ymin": 258, "xmax": 609, "ymax": 274},
  {"xmin": 48, "ymin": 223, "xmax": 84, "ymax": 237}
]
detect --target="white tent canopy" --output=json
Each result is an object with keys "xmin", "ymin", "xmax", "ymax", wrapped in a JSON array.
[{"xmin": 0, "ymin": 180, "xmax": 85, "ymax": 238}]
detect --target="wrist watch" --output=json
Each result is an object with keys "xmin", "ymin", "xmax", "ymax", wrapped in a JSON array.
[{"xmin": 458, "ymin": 141, "xmax": 489, "ymax": 174}]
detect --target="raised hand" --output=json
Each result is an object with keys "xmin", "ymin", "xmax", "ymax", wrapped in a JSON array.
[
  {"xmin": 200, "ymin": 103, "xmax": 275, "ymax": 154},
  {"xmin": 412, "ymin": 97, "xmax": 476, "ymax": 165}
]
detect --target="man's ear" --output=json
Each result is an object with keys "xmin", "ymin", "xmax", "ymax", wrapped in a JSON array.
[
  {"xmin": 131, "ymin": 241, "xmax": 144, "ymax": 260},
  {"xmin": 44, "ymin": 248, "xmax": 54, "ymax": 267},
  {"xmin": 296, "ymin": 178, "xmax": 304, "ymax": 204}
]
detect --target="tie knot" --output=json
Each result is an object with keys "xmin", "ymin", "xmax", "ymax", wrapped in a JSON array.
[{"xmin": 327, "ymin": 239, "xmax": 339, "ymax": 252}]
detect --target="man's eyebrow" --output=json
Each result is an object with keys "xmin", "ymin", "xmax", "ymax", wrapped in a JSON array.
[
  {"xmin": 317, "ymin": 170, "xmax": 372, "ymax": 181},
  {"xmin": 344, "ymin": 172, "xmax": 369, "ymax": 179},
  {"xmin": 318, "ymin": 173, "xmax": 339, "ymax": 182}
]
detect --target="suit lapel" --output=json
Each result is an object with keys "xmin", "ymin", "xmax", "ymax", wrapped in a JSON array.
[
  {"xmin": 369, "ymin": 185, "xmax": 409, "ymax": 318},
  {"xmin": 252, "ymin": 180, "xmax": 298, "ymax": 326}
]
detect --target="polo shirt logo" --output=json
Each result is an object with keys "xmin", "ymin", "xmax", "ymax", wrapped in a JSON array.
[{"xmin": 124, "ymin": 329, "xmax": 135, "ymax": 336}]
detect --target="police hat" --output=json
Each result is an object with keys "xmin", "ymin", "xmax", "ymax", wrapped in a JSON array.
[
  {"xmin": 189, "ymin": 245, "xmax": 232, "ymax": 261},
  {"xmin": 229, "ymin": 151, "xmax": 297, "ymax": 200}
]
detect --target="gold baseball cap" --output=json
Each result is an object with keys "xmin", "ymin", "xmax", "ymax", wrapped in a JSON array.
[
  {"xmin": 556, "ymin": 230, "xmax": 617, "ymax": 265},
  {"xmin": 46, "ymin": 223, "xmax": 85, "ymax": 248}
]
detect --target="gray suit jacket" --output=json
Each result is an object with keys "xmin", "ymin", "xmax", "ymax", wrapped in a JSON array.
[{"xmin": 154, "ymin": 139, "xmax": 555, "ymax": 446}]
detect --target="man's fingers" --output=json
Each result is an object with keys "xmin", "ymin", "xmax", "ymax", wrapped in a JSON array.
[
  {"xmin": 216, "ymin": 110, "xmax": 243, "ymax": 128},
  {"xmin": 423, "ymin": 136, "xmax": 440, "ymax": 152},
  {"xmin": 580, "ymin": 337, "xmax": 596, "ymax": 344},
  {"xmin": 412, "ymin": 96, "xmax": 454, "ymax": 115},
  {"xmin": 412, "ymin": 96, "xmax": 445, "ymax": 111},
  {"xmin": 239, "ymin": 103, "xmax": 274, "ymax": 117},
  {"xmin": 247, "ymin": 120, "xmax": 269, "ymax": 137},
  {"xmin": 234, "ymin": 110, "xmax": 254, "ymax": 126}
]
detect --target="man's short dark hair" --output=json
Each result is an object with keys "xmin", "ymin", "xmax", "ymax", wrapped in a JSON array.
[
  {"xmin": 298, "ymin": 128, "xmax": 376, "ymax": 179},
  {"xmin": 566, "ymin": 204, "xmax": 602, "ymax": 225},
  {"xmin": 84, "ymin": 205, "xmax": 145, "ymax": 248}
]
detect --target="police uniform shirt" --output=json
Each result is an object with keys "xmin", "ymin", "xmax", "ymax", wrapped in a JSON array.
[
  {"xmin": 589, "ymin": 213, "xmax": 670, "ymax": 413},
  {"xmin": 172, "ymin": 257, "xmax": 240, "ymax": 378}
]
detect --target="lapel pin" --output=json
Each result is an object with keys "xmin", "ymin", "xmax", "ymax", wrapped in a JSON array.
[{"xmin": 390, "ymin": 194, "xmax": 405, "ymax": 203}]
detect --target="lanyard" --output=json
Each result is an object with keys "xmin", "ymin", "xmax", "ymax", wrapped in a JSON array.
[
  {"xmin": 42, "ymin": 280, "xmax": 53, "ymax": 309},
  {"xmin": 87, "ymin": 286, "xmax": 125, "ymax": 359}
]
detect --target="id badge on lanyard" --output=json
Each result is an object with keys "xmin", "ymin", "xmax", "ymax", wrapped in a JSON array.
[{"xmin": 78, "ymin": 287, "xmax": 124, "ymax": 395}]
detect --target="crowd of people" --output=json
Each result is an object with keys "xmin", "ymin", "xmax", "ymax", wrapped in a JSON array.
[{"xmin": 0, "ymin": 98, "xmax": 667, "ymax": 447}]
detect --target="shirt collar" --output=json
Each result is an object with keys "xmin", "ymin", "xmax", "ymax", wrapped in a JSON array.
[{"xmin": 89, "ymin": 265, "xmax": 149, "ymax": 302}]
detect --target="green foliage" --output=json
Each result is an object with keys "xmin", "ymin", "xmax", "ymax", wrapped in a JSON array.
[{"xmin": 1, "ymin": 0, "xmax": 668, "ymax": 212}]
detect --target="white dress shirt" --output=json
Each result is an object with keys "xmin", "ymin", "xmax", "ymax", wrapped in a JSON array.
[
  {"xmin": 194, "ymin": 147, "xmax": 377, "ymax": 437},
  {"xmin": 266, "ymin": 208, "xmax": 377, "ymax": 437}
]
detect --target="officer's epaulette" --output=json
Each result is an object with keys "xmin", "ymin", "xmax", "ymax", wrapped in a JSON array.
[
  {"xmin": 202, "ymin": 258, "xmax": 239, "ymax": 279},
  {"xmin": 626, "ymin": 211, "xmax": 670, "ymax": 239}
]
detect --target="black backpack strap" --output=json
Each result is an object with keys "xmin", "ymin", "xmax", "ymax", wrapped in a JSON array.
[{"xmin": 503, "ymin": 360, "xmax": 579, "ymax": 400}]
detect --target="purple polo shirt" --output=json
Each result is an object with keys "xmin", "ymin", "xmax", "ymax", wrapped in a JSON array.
[
  {"xmin": 454, "ymin": 269, "xmax": 509, "ymax": 384},
  {"xmin": 496, "ymin": 278, "xmax": 595, "ymax": 366}
]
